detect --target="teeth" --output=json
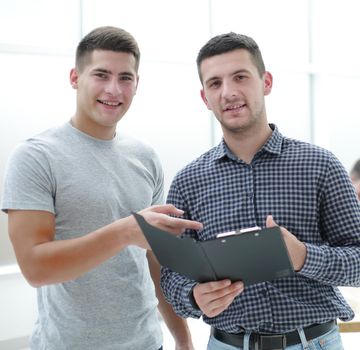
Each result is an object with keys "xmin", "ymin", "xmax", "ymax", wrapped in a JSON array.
[
  {"xmin": 98, "ymin": 100, "xmax": 120, "ymax": 106},
  {"xmin": 227, "ymin": 104, "xmax": 244, "ymax": 110}
]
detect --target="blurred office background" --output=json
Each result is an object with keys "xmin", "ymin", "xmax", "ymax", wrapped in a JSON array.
[{"xmin": 1, "ymin": 0, "xmax": 360, "ymax": 348}]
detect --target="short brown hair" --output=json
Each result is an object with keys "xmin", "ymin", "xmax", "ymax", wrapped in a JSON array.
[
  {"xmin": 196, "ymin": 32, "xmax": 265, "ymax": 83},
  {"xmin": 350, "ymin": 159, "xmax": 360, "ymax": 180},
  {"xmin": 75, "ymin": 26, "xmax": 140, "ymax": 72}
]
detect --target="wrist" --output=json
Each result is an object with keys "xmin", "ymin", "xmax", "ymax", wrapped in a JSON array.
[
  {"xmin": 173, "ymin": 327, "xmax": 193, "ymax": 349},
  {"xmin": 188, "ymin": 284, "xmax": 200, "ymax": 310},
  {"xmin": 109, "ymin": 215, "xmax": 137, "ymax": 248},
  {"xmin": 295, "ymin": 242, "xmax": 307, "ymax": 271}
]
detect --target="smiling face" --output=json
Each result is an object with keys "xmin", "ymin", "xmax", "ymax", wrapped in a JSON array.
[
  {"xmin": 200, "ymin": 49, "xmax": 272, "ymax": 137},
  {"xmin": 70, "ymin": 49, "xmax": 139, "ymax": 139}
]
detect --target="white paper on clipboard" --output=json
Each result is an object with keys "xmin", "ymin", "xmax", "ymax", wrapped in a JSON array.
[{"xmin": 216, "ymin": 226, "xmax": 261, "ymax": 238}]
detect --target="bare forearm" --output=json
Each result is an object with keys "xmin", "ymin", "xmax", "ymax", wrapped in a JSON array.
[
  {"xmin": 147, "ymin": 251, "xmax": 194, "ymax": 349},
  {"xmin": 9, "ymin": 205, "xmax": 202, "ymax": 288},
  {"xmin": 158, "ymin": 298, "xmax": 193, "ymax": 349},
  {"xmin": 18, "ymin": 217, "xmax": 135, "ymax": 287}
]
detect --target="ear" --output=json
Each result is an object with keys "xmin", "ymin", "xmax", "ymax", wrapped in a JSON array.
[
  {"xmin": 134, "ymin": 75, "xmax": 140, "ymax": 95},
  {"xmin": 263, "ymin": 71, "xmax": 273, "ymax": 96},
  {"xmin": 200, "ymin": 89, "xmax": 211, "ymax": 110},
  {"xmin": 69, "ymin": 68, "xmax": 79, "ymax": 89}
]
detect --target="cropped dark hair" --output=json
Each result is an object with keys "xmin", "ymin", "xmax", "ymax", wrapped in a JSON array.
[
  {"xmin": 75, "ymin": 26, "xmax": 140, "ymax": 72},
  {"xmin": 350, "ymin": 159, "xmax": 360, "ymax": 180},
  {"xmin": 196, "ymin": 32, "xmax": 265, "ymax": 82}
]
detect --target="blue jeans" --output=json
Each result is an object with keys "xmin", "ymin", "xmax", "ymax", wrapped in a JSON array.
[{"xmin": 207, "ymin": 325, "xmax": 344, "ymax": 350}]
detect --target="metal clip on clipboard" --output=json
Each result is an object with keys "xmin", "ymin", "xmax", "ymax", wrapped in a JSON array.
[{"xmin": 216, "ymin": 226, "xmax": 261, "ymax": 238}]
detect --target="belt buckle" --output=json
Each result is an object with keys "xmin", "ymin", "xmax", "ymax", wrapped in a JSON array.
[{"xmin": 257, "ymin": 334, "xmax": 286, "ymax": 350}]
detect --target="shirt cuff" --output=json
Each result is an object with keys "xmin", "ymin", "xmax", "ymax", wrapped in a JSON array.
[
  {"xmin": 298, "ymin": 243, "xmax": 325, "ymax": 278},
  {"xmin": 188, "ymin": 283, "xmax": 200, "ymax": 310},
  {"xmin": 181, "ymin": 282, "xmax": 203, "ymax": 318}
]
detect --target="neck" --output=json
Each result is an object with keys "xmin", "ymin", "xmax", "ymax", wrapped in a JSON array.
[
  {"xmin": 223, "ymin": 123, "xmax": 272, "ymax": 164},
  {"xmin": 71, "ymin": 115, "xmax": 116, "ymax": 140}
]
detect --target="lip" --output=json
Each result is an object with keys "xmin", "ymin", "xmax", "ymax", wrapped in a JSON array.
[
  {"xmin": 223, "ymin": 103, "xmax": 246, "ymax": 112},
  {"xmin": 97, "ymin": 99, "xmax": 122, "ymax": 108},
  {"xmin": 223, "ymin": 103, "xmax": 246, "ymax": 115}
]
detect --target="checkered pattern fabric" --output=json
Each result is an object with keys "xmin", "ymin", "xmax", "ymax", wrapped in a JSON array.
[{"xmin": 161, "ymin": 124, "xmax": 360, "ymax": 333}]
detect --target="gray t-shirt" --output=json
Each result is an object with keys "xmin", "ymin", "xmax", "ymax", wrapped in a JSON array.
[{"xmin": 1, "ymin": 122, "xmax": 164, "ymax": 349}]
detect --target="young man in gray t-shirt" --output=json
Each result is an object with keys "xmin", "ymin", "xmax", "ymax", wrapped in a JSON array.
[{"xmin": 1, "ymin": 26, "xmax": 202, "ymax": 350}]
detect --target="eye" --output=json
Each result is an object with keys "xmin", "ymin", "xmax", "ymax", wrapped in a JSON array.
[
  {"xmin": 235, "ymin": 75, "xmax": 246, "ymax": 81},
  {"xmin": 208, "ymin": 80, "xmax": 221, "ymax": 89},
  {"xmin": 94, "ymin": 73, "xmax": 107, "ymax": 79},
  {"xmin": 119, "ymin": 75, "xmax": 133, "ymax": 81}
]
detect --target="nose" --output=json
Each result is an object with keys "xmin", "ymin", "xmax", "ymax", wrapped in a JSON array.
[
  {"xmin": 221, "ymin": 81, "xmax": 238, "ymax": 100},
  {"xmin": 104, "ymin": 78, "xmax": 121, "ymax": 96}
]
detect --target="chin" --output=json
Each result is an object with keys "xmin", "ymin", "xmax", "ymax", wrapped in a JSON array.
[{"xmin": 97, "ymin": 114, "xmax": 124, "ymax": 126}]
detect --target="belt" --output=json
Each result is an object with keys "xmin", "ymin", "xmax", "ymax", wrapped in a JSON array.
[{"xmin": 211, "ymin": 320, "xmax": 336, "ymax": 350}]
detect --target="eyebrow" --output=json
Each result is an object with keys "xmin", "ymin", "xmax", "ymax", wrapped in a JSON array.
[{"xmin": 204, "ymin": 69, "xmax": 250, "ymax": 86}]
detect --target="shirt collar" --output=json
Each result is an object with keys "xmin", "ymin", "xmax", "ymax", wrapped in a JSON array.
[{"xmin": 212, "ymin": 123, "xmax": 283, "ymax": 161}]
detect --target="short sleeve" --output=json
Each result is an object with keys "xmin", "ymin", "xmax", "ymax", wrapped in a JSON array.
[{"xmin": 1, "ymin": 142, "xmax": 55, "ymax": 214}]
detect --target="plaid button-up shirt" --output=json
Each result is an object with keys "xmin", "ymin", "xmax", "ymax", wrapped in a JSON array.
[{"xmin": 161, "ymin": 124, "xmax": 360, "ymax": 333}]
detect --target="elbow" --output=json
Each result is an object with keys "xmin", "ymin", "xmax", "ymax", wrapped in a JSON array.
[
  {"xmin": 21, "ymin": 267, "xmax": 51, "ymax": 288},
  {"xmin": 24, "ymin": 273, "xmax": 47, "ymax": 288},
  {"xmin": 27, "ymin": 279, "xmax": 43, "ymax": 288}
]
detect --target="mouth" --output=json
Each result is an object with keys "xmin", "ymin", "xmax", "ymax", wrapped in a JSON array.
[
  {"xmin": 97, "ymin": 99, "xmax": 122, "ymax": 107},
  {"xmin": 223, "ymin": 103, "xmax": 246, "ymax": 112}
]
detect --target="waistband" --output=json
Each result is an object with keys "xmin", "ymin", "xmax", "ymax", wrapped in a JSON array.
[{"xmin": 211, "ymin": 320, "xmax": 336, "ymax": 350}]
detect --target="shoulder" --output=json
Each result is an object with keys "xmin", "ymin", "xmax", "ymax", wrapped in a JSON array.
[
  {"xmin": 281, "ymin": 136, "xmax": 337, "ymax": 163},
  {"xmin": 172, "ymin": 146, "xmax": 218, "ymax": 184},
  {"xmin": 116, "ymin": 133, "xmax": 162, "ymax": 169},
  {"xmin": 117, "ymin": 133, "xmax": 157, "ymax": 155},
  {"xmin": 8, "ymin": 124, "xmax": 65, "ymax": 162},
  {"xmin": 280, "ymin": 136, "xmax": 347, "ymax": 181}
]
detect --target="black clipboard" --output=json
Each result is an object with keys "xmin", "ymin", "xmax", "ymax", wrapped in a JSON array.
[{"xmin": 133, "ymin": 213, "xmax": 294, "ymax": 285}]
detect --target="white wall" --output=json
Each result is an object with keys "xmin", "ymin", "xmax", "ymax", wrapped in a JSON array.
[{"xmin": 0, "ymin": 271, "xmax": 37, "ymax": 349}]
